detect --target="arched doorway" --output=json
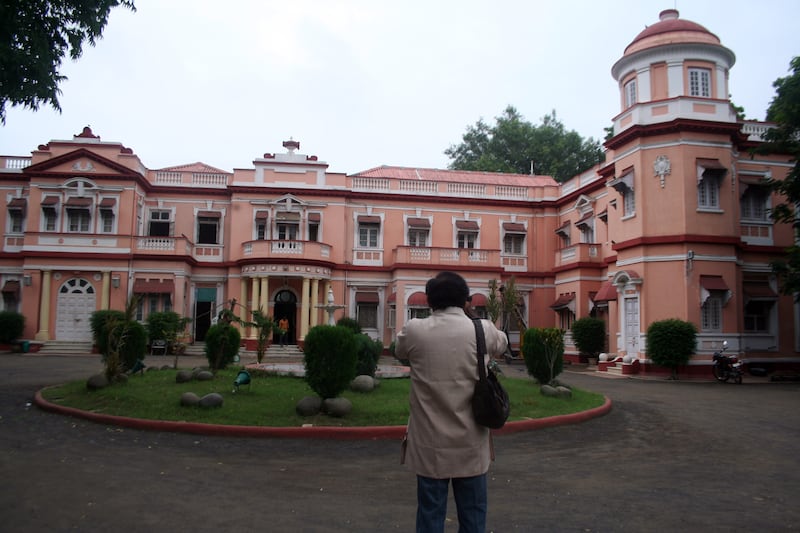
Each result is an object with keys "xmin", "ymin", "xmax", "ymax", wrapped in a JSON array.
[
  {"xmin": 274, "ymin": 289, "xmax": 297, "ymax": 344},
  {"xmin": 55, "ymin": 277, "xmax": 95, "ymax": 341}
]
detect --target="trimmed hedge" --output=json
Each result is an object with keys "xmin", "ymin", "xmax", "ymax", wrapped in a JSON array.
[{"xmin": 303, "ymin": 325, "xmax": 357, "ymax": 399}]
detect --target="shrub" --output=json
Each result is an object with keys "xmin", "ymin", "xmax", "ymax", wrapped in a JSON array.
[
  {"xmin": 146, "ymin": 311, "xmax": 186, "ymax": 343},
  {"xmin": 522, "ymin": 327, "xmax": 564, "ymax": 385},
  {"xmin": 646, "ymin": 319, "xmax": 698, "ymax": 379},
  {"xmin": 90, "ymin": 310, "xmax": 126, "ymax": 357},
  {"xmin": 303, "ymin": 325, "xmax": 357, "ymax": 399},
  {"xmin": 354, "ymin": 333, "xmax": 383, "ymax": 377},
  {"xmin": 336, "ymin": 316, "xmax": 362, "ymax": 335},
  {"xmin": 571, "ymin": 317, "xmax": 606, "ymax": 358},
  {"xmin": 0, "ymin": 311, "xmax": 25, "ymax": 343},
  {"xmin": 204, "ymin": 323, "xmax": 241, "ymax": 371},
  {"xmin": 112, "ymin": 320, "xmax": 148, "ymax": 371}
]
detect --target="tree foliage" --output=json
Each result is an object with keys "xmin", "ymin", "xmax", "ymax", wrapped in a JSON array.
[
  {"xmin": 762, "ymin": 57, "xmax": 800, "ymax": 297},
  {"xmin": 445, "ymin": 106, "xmax": 605, "ymax": 182},
  {"xmin": 571, "ymin": 317, "xmax": 606, "ymax": 358},
  {"xmin": 0, "ymin": 0, "xmax": 136, "ymax": 123},
  {"xmin": 646, "ymin": 319, "xmax": 697, "ymax": 380},
  {"xmin": 303, "ymin": 325, "xmax": 358, "ymax": 399},
  {"xmin": 521, "ymin": 327, "xmax": 564, "ymax": 385}
]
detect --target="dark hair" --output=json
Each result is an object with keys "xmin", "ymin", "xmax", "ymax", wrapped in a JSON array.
[{"xmin": 425, "ymin": 271, "xmax": 469, "ymax": 310}]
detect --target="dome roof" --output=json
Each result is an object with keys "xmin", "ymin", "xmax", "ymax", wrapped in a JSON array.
[{"xmin": 624, "ymin": 9, "xmax": 720, "ymax": 56}]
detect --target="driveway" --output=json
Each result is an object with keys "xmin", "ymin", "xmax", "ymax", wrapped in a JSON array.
[{"xmin": 1, "ymin": 354, "xmax": 798, "ymax": 532}]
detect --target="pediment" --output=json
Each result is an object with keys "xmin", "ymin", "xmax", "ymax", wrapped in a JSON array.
[
  {"xmin": 24, "ymin": 148, "xmax": 141, "ymax": 178},
  {"xmin": 573, "ymin": 194, "xmax": 595, "ymax": 213}
]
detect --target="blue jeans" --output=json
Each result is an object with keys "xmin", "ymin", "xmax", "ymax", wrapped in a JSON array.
[{"xmin": 416, "ymin": 473, "xmax": 487, "ymax": 533}]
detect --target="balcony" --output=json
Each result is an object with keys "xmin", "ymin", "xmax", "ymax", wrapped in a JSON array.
[
  {"xmin": 740, "ymin": 222, "xmax": 773, "ymax": 246},
  {"xmin": 393, "ymin": 246, "xmax": 501, "ymax": 268},
  {"xmin": 134, "ymin": 236, "xmax": 194, "ymax": 256},
  {"xmin": 242, "ymin": 240, "xmax": 332, "ymax": 262},
  {"xmin": 556, "ymin": 243, "xmax": 602, "ymax": 267}
]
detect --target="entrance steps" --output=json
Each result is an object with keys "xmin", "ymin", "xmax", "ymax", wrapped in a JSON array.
[
  {"xmin": 264, "ymin": 344, "xmax": 304, "ymax": 359},
  {"xmin": 37, "ymin": 341, "xmax": 93, "ymax": 355}
]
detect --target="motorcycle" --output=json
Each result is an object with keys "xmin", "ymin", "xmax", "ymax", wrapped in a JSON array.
[{"xmin": 712, "ymin": 341, "xmax": 743, "ymax": 384}]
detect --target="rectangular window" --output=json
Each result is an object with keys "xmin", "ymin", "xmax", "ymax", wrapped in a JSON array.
[
  {"xmin": 162, "ymin": 294, "xmax": 172, "ymax": 313},
  {"xmin": 67, "ymin": 209, "xmax": 90, "ymax": 232},
  {"xmin": 277, "ymin": 223, "xmax": 299, "ymax": 241},
  {"xmin": 308, "ymin": 222, "xmax": 319, "ymax": 242},
  {"xmin": 701, "ymin": 296, "xmax": 722, "ymax": 331},
  {"xmin": 624, "ymin": 78, "xmax": 637, "ymax": 107},
  {"xmin": 741, "ymin": 187, "xmax": 768, "ymax": 220},
  {"xmin": 408, "ymin": 228, "xmax": 428, "ymax": 247},
  {"xmin": 623, "ymin": 187, "xmax": 636, "ymax": 217},
  {"xmin": 9, "ymin": 211, "xmax": 24, "ymax": 233},
  {"xmin": 577, "ymin": 221, "xmax": 595, "ymax": 244},
  {"xmin": 503, "ymin": 233, "xmax": 525, "ymax": 254},
  {"xmin": 744, "ymin": 300, "xmax": 773, "ymax": 332},
  {"xmin": 149, "ymin": 210, "xmax": 171, "ymax": 237},
  {"xmin": 359, "ymin": 223, "xmax": 380, "ymax": 248},
  {"xmin": 409, "ymin": 307, "xmax": 431, "ymax": 320},
  {"xmin": 256, "ymin": 221, "xmax": 267, "ymax": 240},
  {"xmin": 43, "ymin": 208, "xmax": 57, "ymax": 232},
  {"xmin": 698, "ymin": 175, "xmax": 720, "ymax": 209},
  {"xmin": 197, "ymin": 216, "xmax": 219, "ymax": 244},
  {"xmin": 689, "ymin": 67, "xmax": 711, "ymax": 97},
  {"xmin": 558, "ymin": 309, "xmax": 574, "ymax": 331},
  {"xmin": 457, "ymin": 231, "xmax": 477, "ymax": 249},
  {"xmin": 100, "ymin": 210, "xmax": 114, "ymax": 233},
  {"xmin": 148, "ymin": 295, "xmax": 158, "ymax": 315},
  {"xmin": 357, "ymin": 303, "xmax": 378, "ymax": 329}
]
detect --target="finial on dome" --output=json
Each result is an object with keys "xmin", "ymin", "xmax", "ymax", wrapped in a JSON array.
[{"xmin": 659, "ymin": 9, "xmax": 679, "ymax": 21}]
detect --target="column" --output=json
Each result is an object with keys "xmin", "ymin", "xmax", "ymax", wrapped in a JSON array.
[
  {"xmin": 35, "ymin": 270, "xmax": 51, "ymax": 341},
  {"xmin": 259, "ymin": 276, "xmax": 270, "ymax": 315},
  {"xmin": 101, "ymin": 271, "xmax": 111, "ymax": 310},
  {"xmin": 249, "ymin": 277, "xmax": 260, "ymax": 339},
  {"xmin": 310, "ymin": 278, "xmax": 320, "ymax": 328},
  {"xmin": 300, "ymin": 277, "xmax": 310, "ymax": 340},
  {"xmin": 238, "ymin": 276, "xmax": 248, "ymax": 337}
]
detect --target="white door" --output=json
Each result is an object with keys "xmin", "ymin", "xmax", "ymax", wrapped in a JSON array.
[
  {"xmin": 55, "ymin": 278, "xmax": 96, "ymax": 341},
  {"xmin": 624, "ymin": 296, "xmax": 640, "ymax": 355}
]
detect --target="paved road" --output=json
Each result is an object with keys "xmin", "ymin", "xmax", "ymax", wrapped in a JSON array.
[{"xmin": 1, "ymin": 354, "xmax": 798, "ymax": 532}]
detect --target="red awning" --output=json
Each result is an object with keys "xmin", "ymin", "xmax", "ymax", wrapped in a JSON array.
[
  {"xmin": 575, "ymin": 213, "xmax": 593, "ymax": 227},
  {"xmin": 408, "ymin": 292, "xmax": 428, "ymax": 306},
  {"xmin": 133, "ymin": 279, "xmax": 175, "ymax": 294},
  {"xmin": 355, "ymin": 292, "xmax": 379, "ymax": 303},
  {"xmin": 455, "ymin": 220, "xmax": 479, "ymax": 230},
  {"xmin": 743, "ymin": 283, "xmax": 777, "ymax": 299},
  {"xmin": 255, "ymin": 210, "xmax": 269, "ymax": 221},
  {"xmin": 197, "ymin": 211, "xmax": 220, "ymax": 218},
  {"xmin": 700, "ymin": 276, "xmax": 729, "ymax": 291},
  {"xmin": 357, "ymin": 215, "xmax": 381, "ymax": 224},
  {"xmin": 65, "ymin": 197, "xmax": 92, "ymax": 207},
  {"xmin": 550, "ymin": 293, "xmax": 575, "ymax": 309},
  {"xmin": 407, "ymin": 217, "xmax": 430, "ymax": 228},
  {"xmin": 41, "ymin": 196, "xmax": 59, "ymax": 206},
  {"xmin": 387, "ymin": 292, "xmax": 397, "ymax": 303},
  {"xmin": 7, "ymin": 198, "xmax": 26, "ymax": 210},
  {"xmin": 469, "ymin": 293, "xmax": 487, "ymax": 306},
  {"xmin": 2, "ymin": 280, "xmax": 20, "ymax": 294},
  {"xmin": 307, "ymin": 212, "xmax": 321, "ymax": 222},
  {"xmin": 593, "ymin": 282, "xmax": 617, "ymax": 302},
  {"xmin": 98, "ymin": 197, "xmax": 116, "ymax": 208},
  {"xmin": 555, "ymin": 222, "xmax": 571, "ymax": 235},
  {"xmin": 697, "ymin": 158, "xmax": 725, "ymax": 170},
  {"xmin": 502, "ymin": 222, "xmax": 525, "ymax": 232}
]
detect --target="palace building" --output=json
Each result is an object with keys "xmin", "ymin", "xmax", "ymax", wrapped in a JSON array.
[{"xmin": 1, "ymin": 10, "xmax": 796, "ymax": 374}]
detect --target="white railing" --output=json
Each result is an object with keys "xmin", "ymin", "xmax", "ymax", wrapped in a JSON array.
[
  {"xmin": 137, "ymin": 237, "xmax": 175, "ymax": 251},
  {"xmin": 155, "ymin": 171, "xmax": 182, "ymax": 184},
  {"xmin": 741, "ymin": 122, "xmax": 773, "ymax": 142},
  {"xmin": 272, "ymin": 241, "xmax": 303, "ymax": 254},
  {"xmin": 192, "ymin": 173, "xmax": 228, "ymax": 186},
  {"xmin": 447, "ymin": 182, "xmax": 486, "ymax": 196},
  {"xmin": 352, "ymin": 177, "xmax": 390, "ymax": 191},
  {"xmin": 4, "ymin": 157, "xmax": 31, "ymax": 169},
  {"xmin": 399, "ymin": 180, "xmax": 438, "ymax": 194},
  {"xmin": 495, "ymin": 185, "xmax": 528, "ymax": 199}
]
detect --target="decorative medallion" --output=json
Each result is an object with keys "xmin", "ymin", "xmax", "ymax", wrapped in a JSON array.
[{"xmin": 654, "ymin": 155, "xmax": 671, "ymax": 188}]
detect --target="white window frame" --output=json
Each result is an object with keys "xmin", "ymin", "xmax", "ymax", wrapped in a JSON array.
[
  {"xmin": 623, "ymin": 187, "xmax": 636, "ymax": 217},
  {"xmin": 148, "ymin": 209, "xmax": 172, "ymax": 237},
  {"xmin": 67, "ymin": 209, "xmax": 91, "ymax": 233},
  {"xmin": 689, "ymin": 67, "xmax": 711, "ymax": 98},
  {"xmin": 503, "ymin": 232, "xmax": 525, "ymax": 255},
  {"xmin": 8, "ymin": 210, "xmax": 24, "ymax": 233},
  {"xmin": 358, "ymin": 223, "xmax": 380, "ymax": 248},
  {"xmin": 197, "ymin": 215, "xmax": 220, "ymax": 245},
  {"xmin": 624, "ymin": 78, "xmax": 637, "ymax": 108},
  {"xmin": 740, "ymin": 186, "xmax": 770, "ymax": 221},
  {"xmin": 701, "ymin": 295, "xmax": 723, "ymax": 332},
  {"xmin": 698, "ymin": 175, "xmax": 721, "ymax": 209}
]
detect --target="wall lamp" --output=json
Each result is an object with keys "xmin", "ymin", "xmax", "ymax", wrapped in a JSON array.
[
  {"xmin": 23, "ymin": 274, "xmax": 32, "ymax": 286},
  {"xmin": 111, "ymin": 276, "xmax": 121, "ymax": 288}
]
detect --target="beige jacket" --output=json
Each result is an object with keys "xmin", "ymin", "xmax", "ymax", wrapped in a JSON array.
[{"xmin": 396, "ymin": 307, "xmax": 508, "ymax": 479}]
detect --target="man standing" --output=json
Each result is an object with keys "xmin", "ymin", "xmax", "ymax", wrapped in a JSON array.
[
  {"xmin": 278, "ymin": 316, "xmax": 289, "ymax": 347},
  {"xmin": 396, "ymin": 272, "xmax": 508, "ymax": 532}
]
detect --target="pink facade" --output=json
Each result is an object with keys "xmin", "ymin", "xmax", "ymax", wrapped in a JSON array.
[{"xmin": 1, "ymin": 10, "xmax": 797, "ymax": 373}]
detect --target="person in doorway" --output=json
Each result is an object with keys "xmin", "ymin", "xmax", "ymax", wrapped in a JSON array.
[
  {"xmin": 396, "ymin": 271, "xmax": 508, "ymax": 533},
  {"xmin": 278, "ymin": 317, "xmax": 289, "ymax": 347}
]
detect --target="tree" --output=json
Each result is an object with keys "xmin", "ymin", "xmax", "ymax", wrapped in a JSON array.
[
  {"xmin": 646, "ymin": 319, "xmax": 697, "ymax": 380},
  {"xmin": 445, "ymin": 106, "xmax": 605, "ymax": 183},
  {"xmin": 0, "ymin": 0, "xmax": 136, "ymax": 123},
  {"xmin": 762, "ymin": 57, "xmax": 800, "ymax": 297}
]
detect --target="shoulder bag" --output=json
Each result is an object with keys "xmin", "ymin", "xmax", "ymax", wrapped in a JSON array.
[{"xmin": 471, "ymin": 318, "xmax": 510, "ymax": 429}]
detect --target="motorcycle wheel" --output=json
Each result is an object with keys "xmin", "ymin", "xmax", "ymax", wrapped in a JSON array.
[{"xmin": 712, "ymin": 365, "xmax": 730, "ymax": 382}]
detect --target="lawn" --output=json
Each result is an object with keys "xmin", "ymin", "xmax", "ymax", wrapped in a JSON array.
[{"xmin": 41, "ymin": 367, "xmax": 606, "ymax": 428}]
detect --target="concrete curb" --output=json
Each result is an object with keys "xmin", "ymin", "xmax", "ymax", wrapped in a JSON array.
[{"xmin": 34, "ymin": 388, "xmax": 612, "ymax": 440}]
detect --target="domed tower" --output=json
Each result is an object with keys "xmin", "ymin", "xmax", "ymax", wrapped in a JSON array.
[{"xmin": 610, "ymin": 8, "xmax": 737, "ymax": 133}]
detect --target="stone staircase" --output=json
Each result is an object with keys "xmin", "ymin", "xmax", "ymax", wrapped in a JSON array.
[
  {"xmin": 36, "ymin": 341, "xmax": 94, "ymax": 355},
  {"xmin": 181, "ymin": 342, "xmax": 303, "ymax": 360}
]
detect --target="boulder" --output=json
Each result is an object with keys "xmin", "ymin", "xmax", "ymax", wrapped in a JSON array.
[
  {"xmin": 555, "ymin": 386, "xmax": 573, "ymax": 399},
  {"xmin": 180, "ymin": 392, "xmax": 201, "ymax": 407},
  {"xmin": 195, "ymin": 370, "xmax": 214, "ymax": 381},
  {"xmin": 322, "ymin": 397, "xmax": 352, "ymax": 417},
  {"xmin": 350, "ymin": 375, "xmax": 375, "ymax": 392},
  {"xmin": 199, "ymin": 392, "xmax": 224, "ymax": 408},
  {"xmin": 86, "ymin": 373, "xmax": 109, "ymax": 391},
  {"xmin": 296, "ymin": 396, "xmax": 322, "ymax": 416},
  {"xmin": 176, "ymin": 370, "xmax": 193, "ymax": 383}
]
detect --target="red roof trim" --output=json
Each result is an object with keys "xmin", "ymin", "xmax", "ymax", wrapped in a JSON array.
[{"xmin": 408, "ymin": 292, "xmax": 428, "ymax": 306}]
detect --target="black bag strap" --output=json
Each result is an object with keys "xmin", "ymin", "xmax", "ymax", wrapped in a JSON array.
[{"xmin": 472, "ymin": 318, "xmax": 488, "ymax": 382}]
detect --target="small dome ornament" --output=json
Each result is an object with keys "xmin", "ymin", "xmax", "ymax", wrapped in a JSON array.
[{"xmin": 654, "ymin": 155, "xmax": 671, "ymax": 188}]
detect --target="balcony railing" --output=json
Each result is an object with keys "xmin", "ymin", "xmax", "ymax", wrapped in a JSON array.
[
  {"xmin": 394, "ymin": 246, "xmax": 501, "ymax": 268},
  {"xmin": 242, "ymin": 240, "xmax": 332, "ymax": 262},
  {"xmin": 740, "ymin": 221, "xmax": 773, "ymax": 246},
  {"xmin": 556, "ymin": 243, "xmax": 601, "ymax": 267}
]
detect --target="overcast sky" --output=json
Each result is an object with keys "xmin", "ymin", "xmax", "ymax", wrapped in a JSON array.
[{"xmin": 1, "ymin": 0, "xmax": 798, "ymax": 175}]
